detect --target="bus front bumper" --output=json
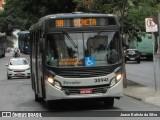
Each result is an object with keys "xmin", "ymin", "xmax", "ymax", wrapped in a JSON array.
[{"xmin": 45, "ymin": 79, "xmax": 123, "ymax": 101}]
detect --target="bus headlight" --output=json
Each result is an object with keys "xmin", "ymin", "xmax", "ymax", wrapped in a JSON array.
[
  {"xmin": 110, "ymin": 67, "xmax": 123, "ymax": 87},
  {"xmin": 110, "ymin": 74, "xmax": 122, "ymax": 87},
  {"xmin": 47, "ymin": 77, "xmax": 61, "ymax": 89},
  {"xmin": 47, "ymin": 77, "xmax": 54, "ymax": 84},
  {"xmin": 116, "ymin": 74, "xmax": 122, "ymax": 81}
]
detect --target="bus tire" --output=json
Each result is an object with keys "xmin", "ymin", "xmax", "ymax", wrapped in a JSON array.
[
  {"xmin": 46, "ymin": 100, "xmax": 60, "ymax": 109},
  {"xmin": 46, "ymin": 101, "xmax": 53, "ymax": 109},
  {"xmin": 41, "ymin": 78, "xmax": 45, "ymax": 99},
  {"xmin": 104, "ymin": 98, "xmax": 114, "ymax": 107},
  {"xmin": 35, "ymin": 92, "xmax": 42, "ymax": 102},
  {"xmin": 31, "ymin": 74, "xmax": 35, "ymax": 90},
  {"xmin": 123, "ymin": 74, "xmax": 127, "ymax": 88}
]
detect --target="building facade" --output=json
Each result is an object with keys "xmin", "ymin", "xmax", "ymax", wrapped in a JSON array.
[{"xmin": 0, "ymin": 0, "xmax": 4, "ymax": 10}]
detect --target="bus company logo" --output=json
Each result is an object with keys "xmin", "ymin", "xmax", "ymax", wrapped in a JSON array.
[{"xmin": 63, "ymin": 81, "xmax": 81, "ymax": 85}]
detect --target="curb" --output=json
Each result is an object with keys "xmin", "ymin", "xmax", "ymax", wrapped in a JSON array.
[
  {"xmin": 124, "ymin": 80, "xmax": 160, "ymax": 106},
  {"xmin": 124, "ymin": 94, "xmax": 142, "ymax": 101}
]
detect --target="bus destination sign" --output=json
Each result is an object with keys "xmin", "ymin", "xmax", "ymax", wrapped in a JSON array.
[
  {"xmin": 56, "ymin": 18, "xmax": 97, "ymax": 27},
  {"xmin": 49, "ymin": 17, "xmax": 116, "ymax": 28}
]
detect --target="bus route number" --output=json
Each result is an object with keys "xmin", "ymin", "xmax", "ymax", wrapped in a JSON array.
[
  {"xmin": 56, "ymin": 20, "xmax": 64, "ymax": 27},
  {"xmin": 55, "ymin": 18, "xmax": 97, "ymax": 27}
]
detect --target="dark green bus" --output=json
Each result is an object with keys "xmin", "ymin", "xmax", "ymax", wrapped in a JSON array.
[{"xmin": 0, "ymin": 33, "xmax": 6, "ymax": 58}]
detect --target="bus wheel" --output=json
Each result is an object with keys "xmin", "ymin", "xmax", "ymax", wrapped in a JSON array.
[
  {"xmin": 46, "ymin": 100, "xmax": 60, "ymax": 109},
  {"xmin": 35, "ymin": 93, "xmax": 42, "ymax": 102},
  {"xmin": 46, "ymin": 101, "xmax": 53, "ymax": 109},
  {"xmin": 104, "ymin": 98, "xmax": 114, "ymax": 107},
  {"xmin": 123, "ymin": 74, "xmax": 127, "ymax": 88}
]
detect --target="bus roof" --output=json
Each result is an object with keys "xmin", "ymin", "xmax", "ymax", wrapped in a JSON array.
[
  {"xmin": 17, "ymin": 31, "xmax": 29, "ymax": 37},
  {"xmin": 29, "ymin": 12, "xmax": 119, "ymax": 31},
  {"xmin": 39, "ymin": 12, "xmax": 117, "ymax": 20}
]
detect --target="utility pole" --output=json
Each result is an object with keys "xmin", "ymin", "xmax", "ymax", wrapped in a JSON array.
[
  {"xmin": 145, "ymin": 17, "xmax": 158, "ymax": 92},
  {"xmin": 157, "ymin": 12, "xmax": 160, "ymax": 72}
]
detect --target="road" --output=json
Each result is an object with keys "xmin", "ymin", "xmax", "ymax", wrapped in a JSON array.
[
  {"xmin": 125, "ymin": 57, "xmax": 160, "ymax": 90},
  {"xmin": 0, "ymin": 52, "xmax": 160, "ymax": 119}
]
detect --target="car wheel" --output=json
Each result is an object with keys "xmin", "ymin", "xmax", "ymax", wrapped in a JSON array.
[
  {"xmin": 7, "ymin": 76, "xmax": 10, "ymax": 80},
  {"xmin": 137, "ymin": 60, "xmax": 140, "ymax": 63},
  {"xmin": 7, "ymin": 73, "xmax": 10, "ymax": 80}
]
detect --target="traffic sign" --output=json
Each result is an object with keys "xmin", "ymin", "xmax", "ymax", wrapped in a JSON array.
[{"xmin": 145, "ymin": 18, "xmax": 158, "ymax": 32}]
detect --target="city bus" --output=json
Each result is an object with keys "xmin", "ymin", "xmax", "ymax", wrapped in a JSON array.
[
  {"xmin": 29, "ymin": 12, "xmax": 125, "ymax": 107},
  {"xmin": 0, "ymin": 33, "xmax": 6, "ymax": 58},
  {"xmin": 17, "ymin": 31, "xmax": 30, "ymax": 54}
]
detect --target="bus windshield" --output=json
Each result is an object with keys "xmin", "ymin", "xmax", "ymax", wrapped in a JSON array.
[{"xmin": 46, "ymin": 31, "xmax": 122, "ymax": 68}]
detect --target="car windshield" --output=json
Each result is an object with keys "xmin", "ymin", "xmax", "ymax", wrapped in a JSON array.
[
  {"xmin": 127, "ymin": 50, "xmax": 138, "ymax": 54},
  {"xmin": 46, "ymin": 31, "xmax": 122, "ymax": 68},
  {"xmin": 10, "ymin": 59, "xmax": 28, "ymax": 65}
]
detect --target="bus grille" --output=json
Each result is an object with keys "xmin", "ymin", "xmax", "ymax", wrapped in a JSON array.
[
  {"xmin": 57, "ymin": 67, "xmax": 116, "ymax": 78},
  {"xmin": 62, "ymin": 85, "xmax": 109, "ymax": 95}
]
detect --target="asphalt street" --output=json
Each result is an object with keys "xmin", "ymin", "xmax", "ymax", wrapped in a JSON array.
[
  {"xmin": 0, "ymin": 52, "xmax": 160, "ymax": 120},
  {"xmin": 124, "ymin": 55, "xmax": 160, "ymax": 106}
]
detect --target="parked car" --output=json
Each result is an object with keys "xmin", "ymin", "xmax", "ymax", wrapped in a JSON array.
[
  {"xmin": 125, "ymin": 49, "xmax": 141, "ymax": 63},
  {"xmin": 6, "ymin": 58, "xmax": 30, "ymax": 79}
]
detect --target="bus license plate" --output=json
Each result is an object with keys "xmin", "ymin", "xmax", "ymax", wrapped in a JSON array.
[{"xmin": 80, "ymin": 89, "xmax": 93, "ymax": 94}]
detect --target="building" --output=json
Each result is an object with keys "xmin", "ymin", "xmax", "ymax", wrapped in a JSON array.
[{"xmin": 0, "ymin": 0, "xmax": 4, "ymax": 10}]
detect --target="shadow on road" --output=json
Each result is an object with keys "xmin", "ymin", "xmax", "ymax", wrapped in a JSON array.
[{"xmin": 38, "ymin": 99, "xmax": 119, "ymax": 112}]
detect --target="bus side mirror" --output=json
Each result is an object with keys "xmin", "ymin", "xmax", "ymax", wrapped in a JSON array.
[{"xmin": 40, "ymin": 38, "xmax": 45, "ymax": 53}]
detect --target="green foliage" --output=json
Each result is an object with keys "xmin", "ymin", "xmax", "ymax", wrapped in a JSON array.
[
  {"xmin": 74, "ymin": 0, "xmax": 160, "ymax": 40},
  {"xmin": 0, "ymin": 0, "xmax": 76, "ymax": 35},
  {"xmin": 1, "ymin": 0, "xmax": 160, "ymax": 41},
  {"xmin": 125, "ymin": 0, "xmax": 160, "ymax": 30},
  {"xmin": 7, "ymin": 39, "xmax": 14, "ymax": 47}
]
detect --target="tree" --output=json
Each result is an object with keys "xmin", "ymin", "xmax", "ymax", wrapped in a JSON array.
[
  {"xmin": 74, "ymin": 0, "xmax": 160, "ymax": 41},
  {"xmin": 0, "ymin": 0, "xmax": 76, "ymax": 35},
  {"xmin": 124, "ymin": 0, "xmax": 160, "ymax": 40}
]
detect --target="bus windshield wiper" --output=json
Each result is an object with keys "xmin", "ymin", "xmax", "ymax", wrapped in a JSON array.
[{"xmin": 64, "ymin": 32, "xmax": 78, "ymax": 48}]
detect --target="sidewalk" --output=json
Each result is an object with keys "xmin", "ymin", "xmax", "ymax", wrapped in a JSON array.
[{"xmin": 124, "ymin": 80, "xmax": 160, "ymax": 106}]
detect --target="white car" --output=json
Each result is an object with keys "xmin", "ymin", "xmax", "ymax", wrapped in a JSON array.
[{"xmin": 6, "ymin": 58, "xmax": 30, "ymax": 79}]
